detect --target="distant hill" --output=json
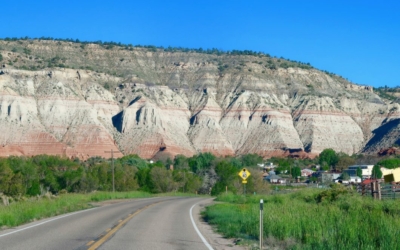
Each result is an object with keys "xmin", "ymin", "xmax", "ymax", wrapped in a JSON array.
[{"xmin": 0, "ymin": 38, "xmax": 398, "ymax": 159}]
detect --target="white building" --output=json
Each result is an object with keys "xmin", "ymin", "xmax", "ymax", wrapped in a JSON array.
[{"xmin": 345, "ymin": 165, "xmax": 374, "ymax": 179}]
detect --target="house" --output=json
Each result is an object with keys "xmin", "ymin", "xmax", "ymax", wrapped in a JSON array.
[
  {"xmin": 381, "ymin": 167, "xmax": 397, "ymax": 177},
  {"xmin": 335, "ymin": 175, "xmax": 361, "ymax": 184},
  {"xmin": 344, "ymin": 165, "xmax": 374, "ymax": 179},
  {"xmin": 264, "ymin": 174, "xmax": 286, "ymax": 184},
  {"xmin": 301, "ymin": 168, "xmax": 314, "ymax": 177},
  {"xmin": 349, "ymin": 176, "xmax": 362, "ymax": 183},
  {"xmin": 321, "ymin": 172, "xmax": 341, "ymax": 183}
]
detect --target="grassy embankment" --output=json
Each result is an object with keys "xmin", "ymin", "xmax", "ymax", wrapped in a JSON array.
[
  {"xmin": 204, "ymin": 185, "xmax": 400, "ymax": 249},
  {"xmin": 0, "ymin": 191, "xmax": 198, "ymax": 228}
]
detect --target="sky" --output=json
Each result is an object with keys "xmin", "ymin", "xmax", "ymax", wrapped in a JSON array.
[{"xmin": 1, "ymin": 0, "xmax": 399, "ymax": 87}]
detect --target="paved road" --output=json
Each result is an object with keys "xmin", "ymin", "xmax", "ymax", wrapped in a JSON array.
[{"xmin": 0, "ymin": 197, "xmax": 214, "ymax": 250}]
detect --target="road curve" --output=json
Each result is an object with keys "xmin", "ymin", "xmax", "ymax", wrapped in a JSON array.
[{"xmin": 0, "ymin": 197, "xmax": 214, "ymax": 250}]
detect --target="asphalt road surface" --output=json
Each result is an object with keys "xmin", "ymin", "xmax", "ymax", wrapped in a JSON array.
[{"xmin": 0, "ymin": 197, "xmax": 216, "ymax": 250}]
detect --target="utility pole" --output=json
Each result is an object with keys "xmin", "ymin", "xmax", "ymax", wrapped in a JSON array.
[{"xmin": 105, "ymin": 149, "xmax": 115, "ymax": 192}]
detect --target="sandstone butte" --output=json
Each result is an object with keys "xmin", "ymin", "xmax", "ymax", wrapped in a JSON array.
[{"xmin": 0, "ymin": 40, "xmax": 399, "ymax": 160}]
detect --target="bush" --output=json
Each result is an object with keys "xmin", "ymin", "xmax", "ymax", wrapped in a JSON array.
[{"xmin": 314, "ymin": 184, "xmax": 350, "ymax": 203}]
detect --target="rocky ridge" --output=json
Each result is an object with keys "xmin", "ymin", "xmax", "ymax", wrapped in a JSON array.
[{"xmin": 0, "ymin": 40, "xmax": 397, "ymax": 159}]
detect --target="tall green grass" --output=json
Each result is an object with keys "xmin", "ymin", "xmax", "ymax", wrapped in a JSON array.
[
  {"xmin": 204, "ymin": 188, "xmax": 400, "ymax": 249},
  {"xmin": 0, "ymin": 191, "xmax": 152, "ymax": 228}
]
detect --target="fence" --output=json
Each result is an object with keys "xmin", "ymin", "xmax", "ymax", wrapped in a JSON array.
[{"xmin": 357, "ymin": 181, "xmax": 400, "ymax": 200}]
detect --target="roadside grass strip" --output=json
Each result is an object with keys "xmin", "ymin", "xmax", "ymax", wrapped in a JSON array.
[
  {"xmin": 0, "ymin": 191, "xmax": 151, "ymax": 228},
  {"xmin": 203, "ymin": 189, "xmax": 400, "ymax": 250}
]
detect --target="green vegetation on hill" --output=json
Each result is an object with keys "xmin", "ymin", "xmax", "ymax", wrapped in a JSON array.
[
  {"xmin": 204, "ymin": 185, "xmax": 400, "ymax": 249},
  {"xmin": 374, "ymin": 86, "xmax": 400, "ymax": 103},
  {"xmin": 0, "ymin": 37, "xmax": 350, "ymax": 82}
]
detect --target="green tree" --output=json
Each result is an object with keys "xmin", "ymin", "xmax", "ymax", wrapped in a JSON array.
[
  {"xmin": 341, "ymin": 172, "xmax": 350, "ymax": 181},
  {"xmin": 319, "ymin": 149, "xmax": 339, "ymax": 169},
  {"xmin": 0, "ymin": 160, "xmax": 14, "ymax": 195},
  {"xmin": 118, "ymin": 154, "xmax": 148, "ymax": 169},
  {"xmin": 184, "ymin": 173, "xmax": 202, "ymax": 193},
  {"xmin": 356, "ymin": 167, "xmax": 362, "ymax": 178},
  {"xmin": 173, "ymin": 155, "xmax": 189, "ymax": 170},
  {"xmin": 0, "ymin": 53, "xmax": 3, "ymax": 61},
  {"xmin": 135, "ymin": 167, "xmax": 152, "ymax": 192},
  {"xmin": 150, "ymin": 166, "xmax": 177, "ymax": 193},
  {"xmin": 211, "ymin": 161, "xmax": 239, "ymax": 195},
  {"xmin": 165, "ymin": 158, "xmax": 173, "ymax": 169},
  {"xmin": 7, "ymin": 172, "xmax": 25, "ymax": 196},
  {"xmin": 7, "ymin": 156, "xmax": 37, "ymax": 193},
  {"xmin": 291, "ymin": 167, "xmax": 301, "ymax": 178},
  {"xmin": 172, "ymin": 170, "xmax": 201, "ymax": 193},
  {"xmin": 336, "ymin": 155, "xmax": 355, "ymax": 171},
  {"xmin": 375, "ymin": 158, "xmax": 400, "ymax": 169},
  {"xmin": 114, "ymin": 164, "xmax": 138, "ymax": 191},
  {"xmin": 188, "ymin": 153, "xmax": 216, "ymax": 173},
  {"xmin": 93, "ymin": 162, "xmax": 112, "ymax": 191},
  {"xmin": 241, "ymin": 154, "xmax": 262, "ymax": 167},
  {"xmin": 372, "ymin": 165, "xmax": 383, "ymax": 179}
]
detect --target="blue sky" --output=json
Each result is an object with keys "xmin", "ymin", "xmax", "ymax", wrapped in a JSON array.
[{"xmin": 1, "ymin": 0, "xmax": 399, "ymax": 87}]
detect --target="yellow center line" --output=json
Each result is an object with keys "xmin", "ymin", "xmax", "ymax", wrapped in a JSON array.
[
  {"xmin": 86, "ymin": 240, "xmax": 95, "ymax": 246},
  {"xmin": 88, "ymin": 202, "xmax": 161, "ymax": 250}
]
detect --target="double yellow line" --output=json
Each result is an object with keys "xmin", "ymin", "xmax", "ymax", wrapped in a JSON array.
[{"xmin": 87, "ymin": 202, "xmax": 161, "ymax": 250}]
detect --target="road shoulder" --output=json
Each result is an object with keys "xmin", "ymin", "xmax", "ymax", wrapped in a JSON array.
[{"xmin": 192, "ymin": 198, "xmax": 246, "ymax": 250}]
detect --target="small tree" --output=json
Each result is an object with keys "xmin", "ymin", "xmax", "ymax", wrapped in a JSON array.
[
  {"xmin": 372, "ymin": 165, "xmax": 383, "ymax": 179},
  {"xmin": 356, "ymin": 167, "xmax": 362, "ymax": 178},
  {"xmin": 0, "ymin": 53, "xmax": 3, "ymax": 61},
  {"xmin": 341, "ymin": 172, "xmax": 350, "ymax": 181},
  {"xmin": 291, "ymin": 167, "xmax": 301, "ymax": 178},
  {"xmin": 211, "ymin": 161, "xmax": 238, "ymax": 195}
]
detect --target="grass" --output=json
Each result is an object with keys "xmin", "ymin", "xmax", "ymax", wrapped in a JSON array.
[
  {"xmin": 0, "ymin": 191, "xmax": 202, "ymax": 228},
  {"xmin": 203, "ymin": 186, "xmax": 400, "ymax": 249}
]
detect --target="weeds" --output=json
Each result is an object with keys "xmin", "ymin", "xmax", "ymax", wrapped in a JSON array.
[{"xmin": 204, "ymin": 187, "xmax": 400, "ymax": 249}]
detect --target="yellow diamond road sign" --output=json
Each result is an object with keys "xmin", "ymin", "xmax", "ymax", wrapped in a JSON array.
[{"xmin": 238, "ymin": 168, "xmax": 251, "ymax": 180}]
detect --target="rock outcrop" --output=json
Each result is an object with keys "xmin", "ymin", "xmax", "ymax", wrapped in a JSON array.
[{"xmin": 0, "ymin": 40, "xmax": 396, "ymax": 159}]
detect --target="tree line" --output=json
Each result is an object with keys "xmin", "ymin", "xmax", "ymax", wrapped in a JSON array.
[
  {"xmin": 0, "ymin": 153, "xmax": 269, "ymax": 197},
  {"xmin": 1, "ymin": 149, "xmax": 399, "ymax": 198}
]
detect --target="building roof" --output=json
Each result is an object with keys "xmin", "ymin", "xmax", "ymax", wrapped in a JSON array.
[{"xmin": 264, "ymin": 174, "xmax": 282, "ymax": 180}]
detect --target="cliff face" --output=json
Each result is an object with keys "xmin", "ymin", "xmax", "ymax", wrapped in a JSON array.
[{"xmin": 0, "ymin": 40, "xmax": 395, "ymax": 159}]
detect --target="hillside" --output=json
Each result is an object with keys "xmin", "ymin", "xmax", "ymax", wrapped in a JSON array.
[{"xmin": 0, "ymin": 38, "xmax": 398, "ymax": 159}]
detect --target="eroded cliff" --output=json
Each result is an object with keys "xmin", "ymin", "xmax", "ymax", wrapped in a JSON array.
[{"xmin": 0, "ymin": 40, "xmax": 395, "ymax": 159}]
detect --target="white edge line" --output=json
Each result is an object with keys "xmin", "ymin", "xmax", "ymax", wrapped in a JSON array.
[
  {"xmin": 0, "ymin": 197, "xmax": 171, "ymax": 238},
  {"xmin": 0, "ymin": 207, "xmax": 98, "ymax": 238},
  {"xmin": 190, "ymin": 202, "xmax": 214, "ymax": 250}
]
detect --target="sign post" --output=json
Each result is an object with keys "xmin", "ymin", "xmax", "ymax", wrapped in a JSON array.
[
  {"xmin": 260, "ymin": 199, "xmax": 264, "ymax": 249},
  {"xmin": 238, "ymin": 168, "xmax": 251, "ymax": 195}
]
